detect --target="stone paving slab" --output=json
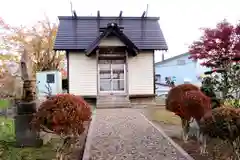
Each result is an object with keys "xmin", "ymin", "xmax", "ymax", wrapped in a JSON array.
[{"xmin": 83, "ymin": 109, "xmax": 194, "ymax": 160}]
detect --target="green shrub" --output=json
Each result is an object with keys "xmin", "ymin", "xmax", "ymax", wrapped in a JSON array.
[
  {"xmin": 224, "ymin": 99, "xmax": 240, "ymax": 108},
  {"xmin": 200, "ymin": 77, "xmax": 222, "ymax": 109}
]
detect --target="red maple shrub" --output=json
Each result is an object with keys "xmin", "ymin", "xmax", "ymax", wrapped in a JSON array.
[
  {"xmin": 183, "ymin": 90, "xmax": 212, "ymax": 121},
  {"xmin": 31, "ymin": 94, "xmax": 92, "ymax": 135},
  {"xmin": 165, "ymin": 84, "xmax": 200, "ymax": 118}
]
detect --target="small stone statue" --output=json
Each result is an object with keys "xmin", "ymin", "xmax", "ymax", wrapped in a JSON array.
[{"xmin": 20, "ymin": 49, "xmax": 36, "ymax": 102}]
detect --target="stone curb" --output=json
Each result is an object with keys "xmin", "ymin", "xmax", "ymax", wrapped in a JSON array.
[
  {"xmin": 82, "ymin": 113, "xmax": 96, "ymax": 160},
  {"xmin": 140, "ymin": 113, "xmax": 195, "ymax": 160},
  {"xmin": 131, "ymin": 105, "xmax": 165, "ymax": 108}
]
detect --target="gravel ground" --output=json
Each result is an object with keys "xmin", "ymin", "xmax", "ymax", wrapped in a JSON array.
[{"xmin": 85, "ymin": 109, "xmax": 192, "ymax": 160}]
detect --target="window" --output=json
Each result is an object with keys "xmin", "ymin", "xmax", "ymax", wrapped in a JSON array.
[
  {"xmin": 46, "ymin": 74, "xmax": 55, "ymax": 83},
  {"xmin": 177, "ymin": 60, "xmax": 186, "ymax": 65},
  {"xmin": 155, "ymin": 74, "xmax": 161, "ymax": 83}
]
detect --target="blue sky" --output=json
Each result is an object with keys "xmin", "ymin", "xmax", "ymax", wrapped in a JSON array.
[{"xmin": 0, "ymin": 0, "xmax": 239, "ymax": 62}]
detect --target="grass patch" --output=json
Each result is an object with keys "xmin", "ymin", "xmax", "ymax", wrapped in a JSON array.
[
  {"xmin": 0, "ymin": 116, "xmax": 60, "ymax": 160},
  {"xmin": 147, "ymin": 107, "xmax": 181, "ymax": 125},
  {"xmin": 0, "ymin": 116, "xmax": 15, "ymax": 141},
  {"xmin": 1, "ymin": 140, "xmax": 58, "ymax": 160},
  {"xmin": 0, "ymin": 99, "xmax": 10, "ymax": 109}
]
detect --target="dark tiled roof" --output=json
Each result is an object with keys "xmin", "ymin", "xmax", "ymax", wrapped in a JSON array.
[{"xmin": 54, "ymin": 16, "xmax": 168, "ymax": 51}]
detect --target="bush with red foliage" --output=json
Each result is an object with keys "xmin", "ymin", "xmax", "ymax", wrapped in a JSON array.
[
  {"xmin": 165, "ymin": 84, "xmax": 200, "ymax": 119},
  {"xmin": 183, "ymin": 90, "xmax": 212, "ymax": 121},
  {"xmin": 31, "ymin": 94, "xmax": 92, "ymax": 135}
]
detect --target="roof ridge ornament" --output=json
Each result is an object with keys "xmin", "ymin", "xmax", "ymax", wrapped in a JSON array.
[
  {"xmin": 85, "ymin": 21, "xmax": 139, "ymax": 56},
  {"xmin": 99, "ymin": 22, "xmax": 123, "ymax": 32},
  {"xmin": 107, "ymin": 22, "xmax": 118, "ymax": 28}
]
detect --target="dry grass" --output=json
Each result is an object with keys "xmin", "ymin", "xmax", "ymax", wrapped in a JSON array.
[
  {"xmin": 143, "ymin": 107, "xmax": 181, "ymax": 125},
  {"xmin": 154, "ymin": 97, "xmax": 180, "ymax": 125},
  {"xmin": 153, "ymin": 108, "xmax": 181, "ymax": 125},
  {"xmin": 155, "ymin": 97, "xmax": 166, "ymax": 105}
]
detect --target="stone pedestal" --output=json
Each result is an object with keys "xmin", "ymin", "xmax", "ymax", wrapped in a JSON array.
[
  {"xmin": 14, "ymin": 101, "xmax": 43, "ymax": 147},
  {"xmin": 17, "ymin": 101, "xmax": 37, "ymax": 115},
  {"xmin": 15, "ymin": 114, "xmax": 43, "ymax": 147}
]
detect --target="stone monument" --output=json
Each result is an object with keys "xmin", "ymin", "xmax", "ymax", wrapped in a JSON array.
[{"xmin": 15, "ymin": 49, "xmax": 42, "ymax": 147}]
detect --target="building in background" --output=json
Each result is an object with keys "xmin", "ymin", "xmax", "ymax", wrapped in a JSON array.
[
  {"xmin": 54, "ymin": 12, "xmax": 168, "ymax": 107},
  {"xmin": 155, "ymin": 52, "xmax": 210, "ymax": 95}
]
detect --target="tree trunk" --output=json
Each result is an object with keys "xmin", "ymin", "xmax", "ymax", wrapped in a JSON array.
[{"xmin": 222, "ymin": 72, "xmax": 229, "ymax": 99}]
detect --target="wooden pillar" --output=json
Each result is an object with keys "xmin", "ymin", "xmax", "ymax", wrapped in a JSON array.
[
  {"xmin": 125, "ymin": 50, "xmax": 129, "ymax": 96},
  {"xmin": 96, "ymin": 49, "xmax": 99, "ymax": 96}
]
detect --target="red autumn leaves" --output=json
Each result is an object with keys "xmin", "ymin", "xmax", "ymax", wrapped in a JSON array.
[
  {"xmin": 189, "ymin": 20, "xmax": 240, "ymax": 68},
  {"xmin": 31, "ymin": 94, "xmax": 92, "ymax": 135},
  {"xmin": 166, "ymin": 84, "xmax": 212, "ymax": 121}
]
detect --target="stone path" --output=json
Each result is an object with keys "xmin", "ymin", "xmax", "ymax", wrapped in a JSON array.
[{"xmin": 83, "ymin": 109, "xmax": 193, "ymax": 160}]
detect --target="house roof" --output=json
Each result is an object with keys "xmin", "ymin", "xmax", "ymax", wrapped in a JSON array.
[
  {"xmin": 85, "ymin": 22, "xmax": 139, "ymax": 56},
  {"xmin": 155, "ymin": 82, "xmax": 173, "ymax": 87},
  {"xmin": 54, "ymin": 16, "xmax": 168, "ymax": 51},
  {"xmin": 155, "ymin": 52, "xmax": 190, "ymax": 65}
]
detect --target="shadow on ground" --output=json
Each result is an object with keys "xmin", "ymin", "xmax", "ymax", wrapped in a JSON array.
[{"xmin": 138, "ymin": 106, "xmax": 235, "ymax": 160}]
